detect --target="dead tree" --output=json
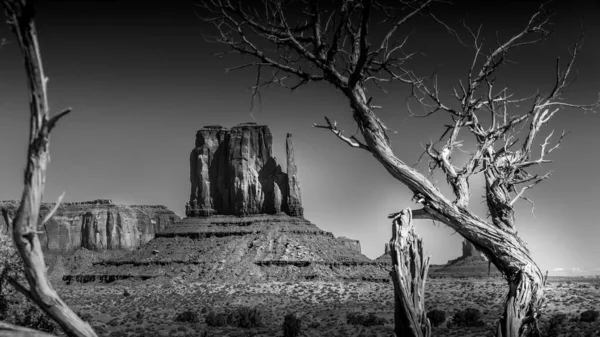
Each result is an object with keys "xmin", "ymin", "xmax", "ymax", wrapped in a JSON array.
[
  {"xmin": 0, "ymin": 322, "xmax": 57, "ymax": 337},
  {"xmin": 1, "ymin": 0, "xmax": 98, "ymax": 336},
  {"xmin": 199, "ymin": 1, "xmax": 599, "ymax": 336},
  {"xmin": 388, "ymin": 209, "xmax": 430, "ymax": 337}
]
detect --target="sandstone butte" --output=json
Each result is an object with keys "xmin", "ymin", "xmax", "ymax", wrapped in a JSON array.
[
  {"xmin": 66, "ymin": 123, "xmax": 390, "ymax": 284},
  {"xmin": 376, "ymin": 240, "xmax": 502, "ymax": 277},
  {"xmin": 0, "ymin": 199, "xmax": 180, "ymax": 251}
]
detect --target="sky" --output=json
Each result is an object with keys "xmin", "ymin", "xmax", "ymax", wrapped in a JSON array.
[{"xmin": 0, "ymin": 0, "xmax": 598, "ymax": 276}]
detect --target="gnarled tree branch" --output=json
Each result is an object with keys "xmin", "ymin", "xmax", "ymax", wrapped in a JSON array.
[{"xmin": 1, "ymin": 0, "xmax": 98, "ymax": 336}]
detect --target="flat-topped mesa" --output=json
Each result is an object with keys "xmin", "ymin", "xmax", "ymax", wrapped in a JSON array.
[
  {"xmin": 188, "ymin": 123, "xmax": 304, "ymax": 217},
  {"xmin": 0, "ymin": 200, "xmax": 179, "ymax": 252}
]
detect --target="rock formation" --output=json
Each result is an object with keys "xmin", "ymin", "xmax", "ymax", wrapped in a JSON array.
[
  {"xmin": 285, "ymin": 133, "xmax": 303, "ymax": 216},
  {"xmin": 461, "ymin": 240, "xmax": 482, "ymax": 258},
  {"xmin": 68, "ymin": 124, "xmax": 385, "ymax": 284},
  {"xmin": 75, "ymin": 214, "xmax": 386, "ymax": 284},
  {"xmin": 336, "ymin": 237, "xmax": 361, "ymax": 254},
  {"xmin": 434, "ymin": 240, "xmax": 501, "ymax": 277},
  {"xmin": 0, "ymin": 199, "xmax": 179, "ymax": 252},
  {"xmin": 189, "ymin": 123, "xmax": 303, "ymax": 217},
  {"xmin": 375, "ymin": 240, "xmax": 501, "ymax": 277},
  {"xmin": 374, "ymin": 243, "xmax": 392, "ymax": 263}
]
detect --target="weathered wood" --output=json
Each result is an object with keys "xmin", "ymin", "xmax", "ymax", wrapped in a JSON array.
[
  {"xmin": 388, "ymin": 209, "xmax": 431, "ymax": 337},
  {"xmin": 1, "ymin": 1, "xmax": 98, "ymax": 336},
  {"xmin": 0, "ymin": 323, "xmax": 56, "ymax": 337},
  {"xmin": 346, "ymin": 94, "xmax": 545, "ymax": 336},
  {"xmin": 200, "ymin": 2, "xmax": 597, "ymax": 336}
]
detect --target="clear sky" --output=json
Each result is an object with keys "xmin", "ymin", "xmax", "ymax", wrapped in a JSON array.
[{"xmin": 0, "ymin": 0, "xmax": 598, "ymax": 276}]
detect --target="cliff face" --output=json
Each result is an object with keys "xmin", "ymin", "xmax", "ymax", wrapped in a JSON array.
[
  {"xmin": 461, "ymin": 240, "xmax": 483, "ymax": 258},
  {"xmin": 189, "ymin": 123, "xmax": 303, "ymax": 217},
  {"xmin": 336, "ymin": 237, "xmax": 361, "ymax": 254},
  {"xmin": 0, "ymin": 199, "xmax": 180, "ymax": 252}
]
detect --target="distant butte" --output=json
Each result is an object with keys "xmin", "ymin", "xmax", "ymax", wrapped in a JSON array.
[
  {"xmin": 188, "ymin": 123, "xmax": 303, "ymax": 217},
  {"xmin": 0, "ymin": 199, "xmax": 179, "ymax": 252},
  {"xmin": 68, "ymin": 123, "xmax": 387, "ymax": 284},
  {"xmin": 376, "ymin": 240, "xmax": 502, "ymax": 277}
]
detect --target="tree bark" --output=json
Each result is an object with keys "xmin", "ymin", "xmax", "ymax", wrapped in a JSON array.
[
  {"xmin": 1, "ymin": 1, "xmax": 98, "ymax": 336},
  {"xmin": 0, "ymin": 322, "xmax": 56, "ymax": 337},
  {"xmin": 388, "ymin": 209, "xmax": 431, "ymax": 337},
  {"xmin": 346, "ymin": 87, "xmax": 544, "ymax": 337}
]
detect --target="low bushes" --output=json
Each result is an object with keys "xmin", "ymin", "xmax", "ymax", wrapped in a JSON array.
[
  {"xmin": 175, "ymin": 310, "xmax": 200, "ymax": 323},
  {"xmin": 346, "ymin": 312, "xmax": 386, "ymax": 327},
  {"xmin": 283, "ymin": 313, "xmax": 302, "ymax": 337},
  {"xmin": 427, "ymin": 309, "xmax": 446, "ymax": 327},
  {"xmin": 580, "ymin": 310, "xmax": 599, "ymax": 323},
  {"xmin": 452, "ymin": 308, "xmax": 485, "ymax": 327},
  {"xmin": 539, "ymin": 312, "xmax": 567, "ymax": 337},
  {"xmin": 205, "ymin": 306, "xmax": 263, "ymax": 328}
]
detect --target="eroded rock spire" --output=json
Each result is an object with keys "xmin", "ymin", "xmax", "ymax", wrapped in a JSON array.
[{"xmin": 189, "ymin": 123, "xmax": 304, "ymax": 217}]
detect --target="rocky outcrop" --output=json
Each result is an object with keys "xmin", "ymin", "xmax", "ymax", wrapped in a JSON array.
[
  {"xmin": 286, "ymin": 133, "xmax": 303, "ymax": 217},
  {"xmin": 375, "ymin": 243, "xmax": 392, "ymax": 263},
  {"xmin": 72, "ymin": 214, "xmax": 387, "ymax": 283},
  {"xmin": 65, "ymin": 123, "xmax": 378, "ymax": 284},
  {"xmin": 445, "ymin": 240, "xmax": 486, "ymax": 265},
  {"xmin": 336, "ymin": 236, "xmax": 361, "ymax": 254},
  {"xmin": 188, "ymin": 123, "xmax": 303, "ymax": 217},
  {"xmin": 434, "ymin": 240, "xmax": 501, "ymax": 277},
  {"xmin": 0, "ymin": 199, "xmax": 180, "ymax": 252}
]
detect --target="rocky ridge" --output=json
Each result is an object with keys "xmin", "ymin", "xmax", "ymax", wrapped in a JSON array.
[
  {"xmin": 67, "ymin": 214, "xmax": 387, "ymax": 284},
  {"xmin": 0, "ymin": 199, "xmax": 180, "ymax": 252},
  {"xmin": 376, "ymin": 240, "xmax": 501, "ymax": 277}
]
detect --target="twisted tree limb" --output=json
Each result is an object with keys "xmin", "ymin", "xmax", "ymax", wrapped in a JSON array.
[
  {"xmin": 200, "ymin": 1, "xmax": 598, "ymax": 335},
  {"xmin": 1, "ymin": 0, "xmax": 97, "ymax": 336},
  {"xmin": 0, "ymin": 322, "xmax": 56, "ymax": 337},
  {"xmin": 388, "ymin": 209, "xmax": 431, "ymax": 337}
]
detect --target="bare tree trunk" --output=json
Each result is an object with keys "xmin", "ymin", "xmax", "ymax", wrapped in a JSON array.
[
  {"xmin": 346, "ymin": 96, "xmax": 544, "ymax": 337},
  {"xmin": 1, "ymin": 1, "xmax": 97, "ymax": 336},
  {"xmin": 0, "ymin": 322, "xmax": 56, "ymax": 337},
  {"xmin": 388, "ymin": 209, "xmax": 431, "ymax": 337}
]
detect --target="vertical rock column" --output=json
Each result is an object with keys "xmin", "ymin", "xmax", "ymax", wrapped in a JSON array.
[
  {"xmin": 190, "ymin": 126, "xmax": 228, "ymax": 216},
  {"xmin": 228, "ymin": 124, "xmax": 272, "ymax": 215},
  {"xmin": 286, "ymin": 133, "xmax": 304, "ymax": 217}
]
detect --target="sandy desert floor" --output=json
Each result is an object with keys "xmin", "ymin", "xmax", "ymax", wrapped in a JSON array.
[{"xmin": 54, "ymin": 277, "xmax": 600, "ymax": 337}]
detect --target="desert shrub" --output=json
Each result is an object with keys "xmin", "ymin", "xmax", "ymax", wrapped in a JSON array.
[
  {"xmin": 0, "ymin": 230, "xmax": 60, "ymax": 334},
  {"xmin": 283, "ymin": 313, "xmax": 302, "ymax": 337},
  {"xmin": 580, "ymin": 310, "xmax": 599, "ymax": 322},
  {"xmin": 206, "ymin": 306, "xmax": 262, "ymax": 328},
  {"xmin": 228, "ymin": 306, "xmax": 263, "ymax": 328},
  {"xmin": 540, "ymin": 312, "xmax": 567, "ymax": 337},
  {"xmin": 427, "ymin": 309, "xmax": 446, "ymax": 327},
  {"xmin": 11, "ymin": 304, "xmax": 60, "ymax": 334},
  {"xmin": 175, "ymin": 310, "xmax": 200, "ymax": 323},
  {"xmin": 452, "ymin": 308, "xmax": 485, "ymax": 327},
  {"xmin": 346, "ymin": 312, "xmax": 386, "ymax": 327},
  {"xmin": 206, "ymin": 311, "xmax": 228, "ymax": 327}
]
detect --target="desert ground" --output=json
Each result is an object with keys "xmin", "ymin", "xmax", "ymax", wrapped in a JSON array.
[{"xmin": 51, "ymin": 276, "xmax": 600, "ymax": 337}]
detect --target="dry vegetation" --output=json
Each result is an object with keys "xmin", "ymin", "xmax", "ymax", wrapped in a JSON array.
[{"xmin": 22, "ymin": 277, "xmax": 596, "ymax": 337}]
